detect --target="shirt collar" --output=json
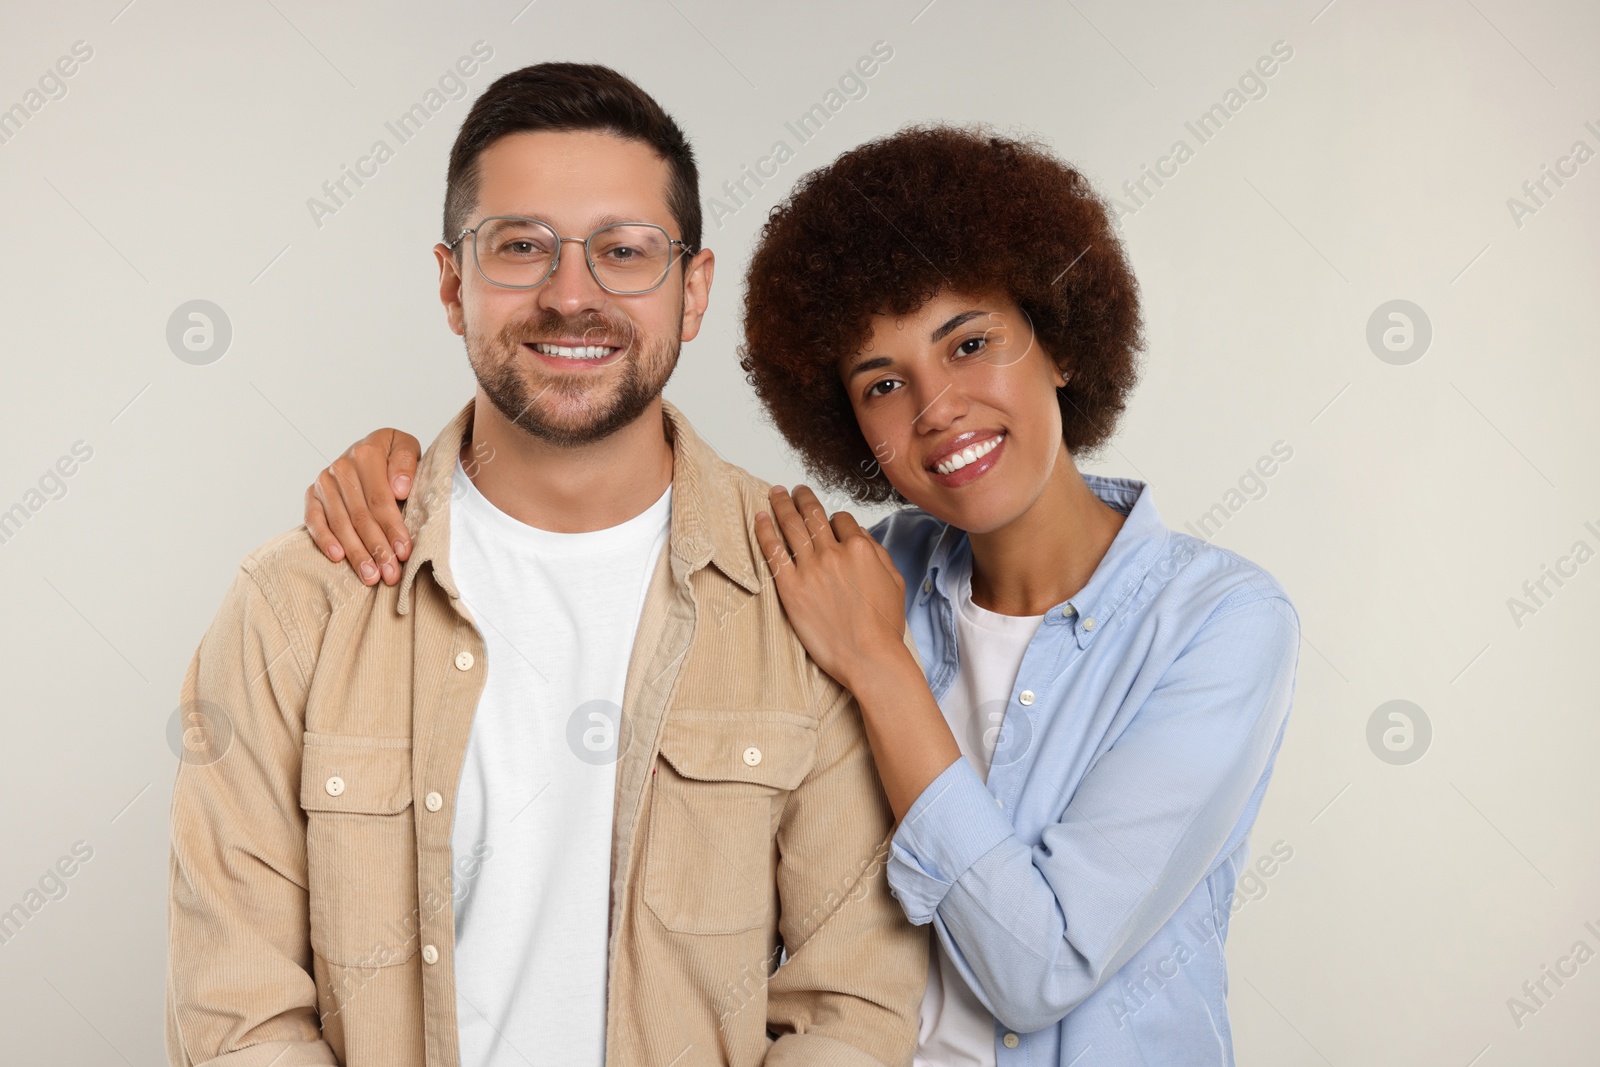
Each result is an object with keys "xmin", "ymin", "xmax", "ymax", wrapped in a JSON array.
[
  {"xmin": 919, "ymin": 473, "xmax": 1171, "ymax": 647},
  {"xmin": 395, "ymin": 397, "xmax": 762, "ymax": 615}
]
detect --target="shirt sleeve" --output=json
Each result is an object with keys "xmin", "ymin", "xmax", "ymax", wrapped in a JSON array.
[
  {"xmin": 166, "ymin": 567, "xmax": 338, "ymax": 1067},
  {"xmin": 764, "ymin": 686, "xmax": 929, "ymax": 1066},
  {"xmin": 885, "ymin": 592, "xmax": 1301, "ymax": 1035}
]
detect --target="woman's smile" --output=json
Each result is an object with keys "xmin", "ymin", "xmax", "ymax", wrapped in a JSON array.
[{"xmin": 926, "ymin": 430, "xmax": 1007, "ymax": 486}]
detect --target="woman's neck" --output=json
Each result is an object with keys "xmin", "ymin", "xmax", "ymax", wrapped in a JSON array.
[{"xmin": 966, "ymin": 449, "xmax": 1127, "ymax": 617}]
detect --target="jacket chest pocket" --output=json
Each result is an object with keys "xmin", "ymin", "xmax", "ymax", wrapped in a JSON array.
[
  {"xmin": 644, "ymin": 715, "xmax": 817, "ymax": 936},
  {"xmin": 300, "ymin": 733, "xmax": 419, "ymax": 968}
]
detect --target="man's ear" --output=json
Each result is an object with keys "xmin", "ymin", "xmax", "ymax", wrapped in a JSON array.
[
  {"xmin": 434, "ymin": 243, "xmax": 467, "ymax": 337},
  {"xmin": 679, "ymin": 247, "xmax": 715, "ymax": 343}
]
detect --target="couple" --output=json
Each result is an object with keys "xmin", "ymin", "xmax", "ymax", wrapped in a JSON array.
[{"xmin": 167, "ymin": 61, "xmax": 1300, "ymax": 1067}]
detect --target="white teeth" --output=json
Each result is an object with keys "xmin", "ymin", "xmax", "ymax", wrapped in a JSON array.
[
  {"xmin": 934, "ymin": 434, "xmax": 1003, "ymax": 476},
  {"xmin": 534, "ymin": 343, "xmax": 616, "ymax": 360}
]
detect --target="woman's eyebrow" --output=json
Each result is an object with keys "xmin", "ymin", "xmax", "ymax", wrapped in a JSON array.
[
  {"xmin": 930, "ymin": 309, "xmax": 986, "ymax": 342},
  {"xmin": 845, "ymin": 355, "xmax": 893, "ymax": 382}
]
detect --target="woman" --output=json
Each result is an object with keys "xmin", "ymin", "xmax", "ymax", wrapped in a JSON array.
[{"xmin": 305, "ymin": 125, "xmax": 1300, "ymax": 1065}]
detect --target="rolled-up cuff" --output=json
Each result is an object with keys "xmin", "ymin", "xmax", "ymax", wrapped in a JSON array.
[{"xmin": 886, "ymin": 757, "xmax": 1014, "ymax": 924}]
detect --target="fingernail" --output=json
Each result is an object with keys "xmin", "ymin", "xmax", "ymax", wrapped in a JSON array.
[
  {"xmin": 394, "ymin": 539, "xmax": 408, "ymax": 559},
  {"xmin": 360, "ymin": 561, "xmax": 378, "ymax": 582},
  {"xmin": 394, "ymin": 475, "xmax": 411, "ymax": 494},
  {"xmin": 382, "ymin": 561, "xmax": 397, "ymax": 583},
  {"xmin": 328, "ymin": 544, "xmax": 344, "ymax": 561}
]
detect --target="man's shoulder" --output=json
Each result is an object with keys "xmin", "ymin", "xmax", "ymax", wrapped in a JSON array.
[
  {"xmin": 687, "ymin": 454, "xmax": 865, "ymax": 713},
  {"xmin": 230, "ymin": 524, "xmax": 380, "ymax": 634}
]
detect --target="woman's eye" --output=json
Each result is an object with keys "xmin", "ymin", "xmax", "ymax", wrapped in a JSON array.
[
  {"xmin": 956, "ymin": 336, "xmax": 989, "ymax": 358},
  {"xmin": 866, "ymin": 379, "xmax": 902, "ymax": 398}
]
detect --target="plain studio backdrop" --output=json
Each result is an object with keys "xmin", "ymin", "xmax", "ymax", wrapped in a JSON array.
[{"xmin": 1, "ymin": 0, "xmax": 1597, "ymax": 1063}]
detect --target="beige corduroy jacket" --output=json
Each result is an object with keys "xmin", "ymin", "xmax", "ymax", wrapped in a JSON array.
[{"xmin": 166, "ymin": 397, "xmax": 927, "ymax": 1067}]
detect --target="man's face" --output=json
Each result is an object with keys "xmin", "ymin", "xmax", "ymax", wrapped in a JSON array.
[{"xmin": 435, "ymin": 129, "xmax": 713, "ymax": 446}]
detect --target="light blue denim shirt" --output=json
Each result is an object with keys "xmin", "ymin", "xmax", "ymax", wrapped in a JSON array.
[{"xmin": 870, "ymin": 474, "xmax": 1301, "ymax": 1066}]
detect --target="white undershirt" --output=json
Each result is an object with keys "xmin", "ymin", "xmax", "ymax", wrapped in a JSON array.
[
  {"xmin": 447, "ymin": 457, "xmax": 671, "ymax": 1067},
  {"xmin": 916, "ymin": 568, "xmax": 1046, "ymax": 1067}
]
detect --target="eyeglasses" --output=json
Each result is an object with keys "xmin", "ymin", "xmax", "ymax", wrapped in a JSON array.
[{"xmin": 445, "ymin": 216, "xmax": 694, "ymax": 295}]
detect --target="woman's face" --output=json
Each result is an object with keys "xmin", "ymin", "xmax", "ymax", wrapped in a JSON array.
[{"xmin": 840, "ymin": 288, "xmax": 1071, "ymax": 535}]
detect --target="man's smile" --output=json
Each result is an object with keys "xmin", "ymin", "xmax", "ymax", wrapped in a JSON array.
[{"xmin": 525, "ymin": 340, "xmax": 625, "ymax": 367}]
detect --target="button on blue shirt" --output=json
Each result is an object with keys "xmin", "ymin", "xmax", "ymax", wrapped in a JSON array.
[{"xmin": 871, "ymin": 474, "xmax": 1301, "ymax": 1066}]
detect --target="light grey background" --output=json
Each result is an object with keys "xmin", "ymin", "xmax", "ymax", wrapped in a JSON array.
[{"xmin": 2, "ymin": 0, "xmax": 1596, "ymax": 1063}]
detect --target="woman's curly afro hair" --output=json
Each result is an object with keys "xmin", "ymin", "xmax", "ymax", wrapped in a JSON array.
[{"xmin": 739, "ymin": 124, "xmax": 1145, "ymax": 505}]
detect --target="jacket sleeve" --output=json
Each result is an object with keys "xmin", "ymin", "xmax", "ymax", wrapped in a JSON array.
[
  {"xmin": 885, "ymin": 593, "xmax": 1300, "ymax": 1034},
  {"xmin": 764, "ymin": 685, "xmax": 928, "ymax": 1067},
  {"xmin": 166, "ymin": 567, "xmax": 337, "ymax": 1067}
]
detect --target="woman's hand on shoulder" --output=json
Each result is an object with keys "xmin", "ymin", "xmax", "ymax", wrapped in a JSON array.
[
  {"xmin": 304, "ymin": 428, "xmax": 422, "ymax": 586},
  {"xmin": 754, "ymin": 484, "xmax": 909, "ymax": 690}
]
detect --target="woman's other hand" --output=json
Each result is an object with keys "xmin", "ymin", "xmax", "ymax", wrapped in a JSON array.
[
  {"xmin": 304, "ymin": 428, "xmax": 422, "ymax": 586},
  {"xmin": 754, "ymin": 484, "xmax": 908, "ymax": 690}
]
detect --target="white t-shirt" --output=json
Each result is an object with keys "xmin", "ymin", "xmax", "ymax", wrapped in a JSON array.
[
  {"xmin": 916, "ymin": 569, "xmax": 1046, "ymax": 1067},
  {"xmin": 447, "ymin": 457, "xmax": 671, "ymax": 1067}
]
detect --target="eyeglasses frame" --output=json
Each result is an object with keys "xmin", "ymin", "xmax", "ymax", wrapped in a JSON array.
[{"xmin": 445, "ymin": 215, "xmax": 696, "ymax": 296}]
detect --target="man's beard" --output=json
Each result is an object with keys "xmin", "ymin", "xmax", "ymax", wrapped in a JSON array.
[{"xmin": 465, "ymin": 305, "xmax": 679, "ymax": 447}]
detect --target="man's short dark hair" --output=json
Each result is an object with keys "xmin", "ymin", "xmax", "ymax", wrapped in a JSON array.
[{"xmin": 444, "ymin": 62, "xmax": 701, "ymax": 253}]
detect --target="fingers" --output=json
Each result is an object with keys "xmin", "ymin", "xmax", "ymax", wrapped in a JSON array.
[
  {"xmin": 342, "ymin": 452, "xmax": 403, "ymax": 585},
  {"xmin": 787, "ymin": 485, "xmax": 840, "ymax": 546},
  {"xmin": 312, "ymin": 465, "xmax": 388, "ymax": 585},
  {"xmin": 825, "ymin": 502, "xmax": 906, "ymax": 596},
  {"xmin": 304, "ymin": 484, "xmax": 344, "ymax": 562},
  {"xmin": 756, "ymin": 483, "xmax": 836, "ymax": 580},
  {"xmin": 829, "ymin": 507, "xmax": 863, "ymax": 541},
  {"xmin": 767, "ymin": 485, "xmax": 817, "ymax": 559},
  {"xmin": 385, "ymin": 430, "xmax": 422, "ymax": 503},
  {"xmin": 752, "ymin": 511, "xmax": 793, "ymax": 581},
  {"xmin": 348, "ymin": 434, "xmax": 413, "ymax": 566}
]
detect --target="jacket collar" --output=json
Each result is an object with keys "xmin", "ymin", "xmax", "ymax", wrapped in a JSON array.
[{"xmin": 396, "ymin": 396, "xmax": 762, "ymax": 615}]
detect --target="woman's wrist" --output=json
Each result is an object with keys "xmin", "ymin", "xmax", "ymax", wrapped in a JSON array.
[
  {"xmin": 843, "ymin": 634, "xmax": 962, "ymax": 821},
  {"xmin": 839, "ymin": 634, "xmax": 925, "ymax": 713}
]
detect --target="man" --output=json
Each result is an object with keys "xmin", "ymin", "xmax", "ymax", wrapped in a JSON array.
[{"xmin": 166, "ymin": 62, "xmax": 925, "ymax": 1067}]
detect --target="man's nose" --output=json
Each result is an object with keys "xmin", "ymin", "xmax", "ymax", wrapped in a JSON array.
[{"xmin": 537, "ymin": 238, "xmax": 608, "ymax": 317}]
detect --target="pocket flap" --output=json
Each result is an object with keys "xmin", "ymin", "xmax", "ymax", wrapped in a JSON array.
[
  {"xmin": 656, "ymin": 715, "xmax": 816, "ymax": 792},
  {"xmin": 300, "ymin": 733, "xmax": 414, "ymax": 814}
]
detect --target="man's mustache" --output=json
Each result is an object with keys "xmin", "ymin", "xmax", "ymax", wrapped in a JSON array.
[{"xmin": 500, "ymin": 310, "xmax": 636, "ymax": 350}]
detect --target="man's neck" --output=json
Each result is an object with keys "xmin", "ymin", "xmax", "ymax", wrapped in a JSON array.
[{"xmin": 461, "ymin": 390, "xmax": 674, "ymax": 533}]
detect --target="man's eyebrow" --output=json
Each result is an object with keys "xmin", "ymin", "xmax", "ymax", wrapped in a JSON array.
[
  {"xmin": 845, "ymin": 356, "xmax": 893, "ymax": 382},
  {"xmin": 590, "ymin": 212, "xmax": 643, "ymax": 229},
  {"xmin": 930, "ymin": 309, "xmax": 986, "ymax": 343}
]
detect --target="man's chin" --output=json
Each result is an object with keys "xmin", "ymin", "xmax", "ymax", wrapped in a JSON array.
[{"xmin": 500, "ymin": 388, "xmax": 661, "ymax": 448}]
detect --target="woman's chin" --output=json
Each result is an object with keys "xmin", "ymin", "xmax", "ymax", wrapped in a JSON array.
[{"xmin": 896, "ymin": 477, "xmax": 1031, "ymax": 536}]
